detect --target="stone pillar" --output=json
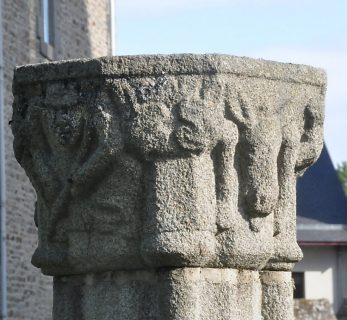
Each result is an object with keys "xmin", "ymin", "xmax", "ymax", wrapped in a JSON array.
[{"xmin": 11, "ymin": 55, "xmax": 326, "ymax": 320}]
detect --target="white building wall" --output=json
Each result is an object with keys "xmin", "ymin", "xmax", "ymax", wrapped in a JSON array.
[
  {"xmin": 337, "ymin": 247, "xmax": 347, "ymax": 313},
  {"xmin": 294, "ymin": 246, "xmax": 345, "ymax": 313}
]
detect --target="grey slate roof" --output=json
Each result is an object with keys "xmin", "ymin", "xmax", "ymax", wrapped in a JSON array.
[{"xmin": 297, "ymin": 144, "xmax": 347, "ymax": 243}]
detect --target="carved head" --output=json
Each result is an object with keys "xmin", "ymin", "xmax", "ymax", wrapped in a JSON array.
[{"xmin": 43, "ymin": 106, "xmax": 84, "ymax": 149}]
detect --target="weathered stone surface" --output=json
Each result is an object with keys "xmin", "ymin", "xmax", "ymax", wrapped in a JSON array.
[
  {"xmin": 4, "ymin": 1, "xmax": 111, "ymax": 318},
  {"xmin": 12, "ymin": 54, "xmax": 325, "ymax": 276},
  {"xmin": 294, "ymin": 299, "xmax": 337, "ymax": 320},
  {"xmin": 54, "ymin": 268, "xmax": 262, "ymax": 320},
  {"xmin": 261, "ymin": 271, "xmax": 294, "ymax": 320},
  {"xmin": 11, "ymin": 54, "xmax": 325, "ymax": 319}
]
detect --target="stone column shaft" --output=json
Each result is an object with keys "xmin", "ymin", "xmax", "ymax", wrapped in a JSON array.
[{"xmin": 54, "ymin": 269, "xmax": 263, "ymax": 320}]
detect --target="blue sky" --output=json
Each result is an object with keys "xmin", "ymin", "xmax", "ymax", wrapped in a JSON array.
[{"xmin": 116, "ymin": 0, "xmax": 347, "ymax": 165}]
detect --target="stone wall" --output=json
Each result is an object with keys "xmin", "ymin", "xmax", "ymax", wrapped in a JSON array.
[
  {"xmin": 294, "ymin": 299, "xmax": 337, "ymax": 320},
  {"xmin": 2, "ymin": 1, "xmax": 111, "ymax": 319}
]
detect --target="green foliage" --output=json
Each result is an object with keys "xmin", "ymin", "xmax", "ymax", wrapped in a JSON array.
[{"xmin": 337, "ymin": 161, "xmax": 347, "ymax": 196}]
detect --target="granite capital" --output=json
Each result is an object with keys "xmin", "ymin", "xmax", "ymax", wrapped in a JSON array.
[{"xmin": 12, "ymin": 54, "xmax": 326, "ymax": 319}]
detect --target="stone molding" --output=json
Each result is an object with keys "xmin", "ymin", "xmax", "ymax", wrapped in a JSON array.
[{"xmin": 14, "ymin": 54, "xmax": 326, "ymax": 86}]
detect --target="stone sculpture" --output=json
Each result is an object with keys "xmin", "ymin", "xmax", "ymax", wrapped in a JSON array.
[{"xmin": 12, "ymin": 54, "xmax": 325, "ymax": 319}]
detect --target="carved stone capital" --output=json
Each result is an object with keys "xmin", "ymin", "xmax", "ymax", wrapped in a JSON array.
[{"xmin": 12, "ymin": 55, "xmax": 325, "ymax": 278}]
